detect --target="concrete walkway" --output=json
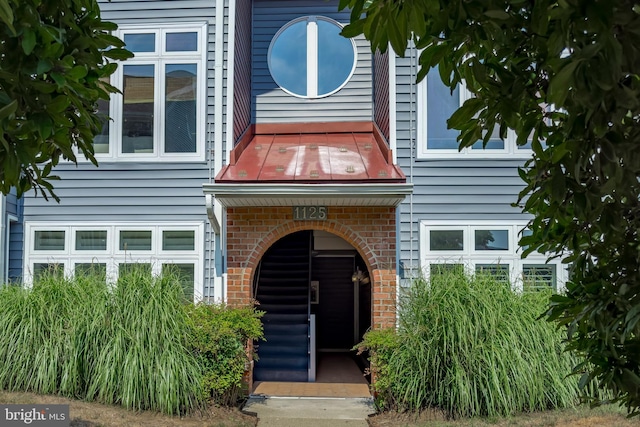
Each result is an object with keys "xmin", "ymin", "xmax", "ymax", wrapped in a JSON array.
[{"xmin": 242, "ymin": 396, "xmax": 375, "ymax": 427}]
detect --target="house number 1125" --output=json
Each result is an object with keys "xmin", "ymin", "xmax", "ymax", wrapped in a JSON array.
[{"xmin": 293, "ymin": 206, "xmax": 328, "ymax": 220}]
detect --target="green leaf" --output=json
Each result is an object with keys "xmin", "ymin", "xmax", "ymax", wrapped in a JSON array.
[
  {"xmin": 37, "ymin": 59, "xmax": 53, "ymax": 75},
  {"xmin": 387, "ymin": 10, "xmax": 407, "ymax": 56},
  {"xmin": 0, "ymin": 99, "xmax": 17, "ymax": 120},
  {"xmin": 67, "ymin": 65, "xmax": 88, "ymax": 81},
  {"xmin": 50, "ymin": 72, "xmax": 66, "ymax": 87},
  {"xmin": 47, "ymin": 96, "xmax": 70, "ymax": 113},
  {"xmin": 548, "ymin": 60, "xmax": 580, "ymax": 106},
  {"xmin": 0, "ymin": 0, "xmax": 15, "ymax": 35},
  {"xmin": 22, "ymin": 29, "xmax": 37, "ymax": 55},
  {"xmin": 103, "ymin": 48, "xmax": 134, "ymax": 61},
  {"xmin": 484, "ymin": 9, "xmax": 511, "ymax": 20}
]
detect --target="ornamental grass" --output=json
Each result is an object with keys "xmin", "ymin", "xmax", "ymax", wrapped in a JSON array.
[
  {"xmin": 361, "ymin": 270, "xmax": 580, "ymax": 418},
  {"xmin": 0, "ymin": 266, "xmax": 202, "ymax": 415}
]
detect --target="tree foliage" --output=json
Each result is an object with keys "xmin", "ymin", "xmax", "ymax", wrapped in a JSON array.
[
  {"xmin": 340, "ymin": 0, "xmax": 640, "ymax": 414},
  {"xmin": 0, "ymin": 0, "xmax": 132, "ymax": 200}
]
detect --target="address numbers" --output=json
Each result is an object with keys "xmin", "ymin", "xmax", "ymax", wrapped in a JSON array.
[{"xmin": 293, "ymin": 206, "xmax": 327, "ymax": 220}]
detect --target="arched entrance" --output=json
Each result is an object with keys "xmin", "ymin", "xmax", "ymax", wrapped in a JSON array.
[{"xmin": 253, "ymin": 230, "xmax": 371, "ymax": 383}]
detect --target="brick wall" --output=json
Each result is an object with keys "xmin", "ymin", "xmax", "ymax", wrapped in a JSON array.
[{"xmin": 225, "ymin": 206, "xmax": 397, "ymax": 329}]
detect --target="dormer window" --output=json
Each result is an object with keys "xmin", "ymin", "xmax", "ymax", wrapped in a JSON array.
[{"xmin": 268, "ymin": 16, "xmax": 356, "ymax": 99}]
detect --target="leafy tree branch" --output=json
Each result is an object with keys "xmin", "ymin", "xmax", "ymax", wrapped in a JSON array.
[
  {"xmin": 340, "ymin": 0, "xmax": 640, "ymax": 414},
  {"xmin": 0, "ymin": 0, "xmax": 132, "ymax": 200}
]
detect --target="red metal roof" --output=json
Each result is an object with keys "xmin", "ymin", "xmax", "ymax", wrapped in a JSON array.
[{"xmin": 216, "ymin": 130, "xmax": 406, "ymax": 183}]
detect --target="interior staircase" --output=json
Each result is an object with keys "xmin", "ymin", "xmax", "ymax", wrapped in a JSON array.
[{"xmin": 253, "ymin": 231, "xmax": 311, "ymax": 382}]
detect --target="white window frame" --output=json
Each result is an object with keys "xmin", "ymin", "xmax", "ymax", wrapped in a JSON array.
[
  {"xmin": 417, "ymin": 75, "xmax": 533, "ymax": 159},
  {"xmin": 419, "ymin": 220, "xmax": 567, "ymax": 291},
  {"xmin": 24, "ymin": 222, "xmax": 205, "ymax": 301},
  {"xmin": 95, "ymin": 23, "xmax": 207, "ymax": 162},
  {"xmin": 268, "ymin": 15, "xmax": 357, "ymax": 99}
]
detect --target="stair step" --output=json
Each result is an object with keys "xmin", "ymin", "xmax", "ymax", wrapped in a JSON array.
[
  {"xmin": 258, "ymin": 334, "xmax": 308, "ymax": 346},
  {"xmin": 258, "ymin": 295, "xmax": 307, "ymax": 305},
  {"xmin": 256, "ymin": 356, "xmax": 309, "ymax": 370},
  {"xmin": 253, "ymin": 367, "xmax": 308, "ymax": 382},
  {"xmin": 257, "ymin": 345, "xmax": 308, "ymax": 357},
  {"xmin": 257, "ymin": 286, "xmax": 308, "ymax": 294},
  {"xmin": 264, "ymin": 323, "xmax": 308, "ymax": 335},
  {"xmin": 262, "ymin": 313, "xmax": 308, "ymax": 323},
  {"xmin": 259, "ymin": 303, "xmax": 307, "ymax": 314}
]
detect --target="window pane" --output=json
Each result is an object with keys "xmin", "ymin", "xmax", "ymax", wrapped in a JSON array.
[
  {"xmin": 471, "ymin": 138, "xmax": 505, "ymax": 150},
  {"xmin": 430, "ymin": 230, "xmax": 463, "ymax": 251},
  {"xmin": 34, "ymin": 231, "xmax": 65, "ymax": 250},
  {"xmin": 165, "ymin": 64, "xmax": 197, "ymax": 153},
  {"xmin": 94, "ymin": 97, "xmax": 110, "ymax": 154},
  {"xmin": 166, "ymin": 32, "xmax": 198, "ymax": 51},
  {"xmin": 122, "ymin": 64, "xmax": 154, "ymax": 154},
  {"xmin": 124, "ymin": 33, "xmax": 155, "ymax": 52},
  {"xmin": 470, "ymin": 124, "xmax": 504, "ymax": 150},
  {"xmin": 162, "ymin": 230, "xmax": 195, "ymax": 250},
  {"xmin": 476, "ymin": 264, "xmax": 510, "ymax": 284},
  {"xmin": 76, "ymin": 230, "xmax": 107, "ymax": 251},
  {"xmin": 269, "ymin": 20, "xmax": 307, "ymax": 96},
  {"xmin": 523, "ymin": 264, "xmax": 556, "ymax": 292},
  {"xmin": 430, "ymin": 263, "xmax": 465, "ymax": 275},
  {"xmin": 162, "ymin": 263, "xmax": 195, "ymax": 300},
  {"xmin": 317, "ymin": 19, "xmax": 354, "ymax": 96},
  {"xmin": 474, "ymin": 230, "xmax": 509, "ymax": 251},
  {"xmin": 119, "ymin": 230, "xmax": 152, "ymax": 250},
  {"xmin": 119, "ymin": 263, "xmax": 152, "ymax": 276},
  {"xmin": 75, "ymin": 263, "xmax": 107, "ymax": 280},
  {"xmin": 33, "ymin": 263, "xmax": 64, "ymax": 281},
  {"xmin": 427, "ymin": 71, "xmax": 460, "ymax": 150}
]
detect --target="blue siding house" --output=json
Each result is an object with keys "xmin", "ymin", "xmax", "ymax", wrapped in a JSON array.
[{"xmin": 9, "ymin": 0, "xmax": 565, "ymax": 384}]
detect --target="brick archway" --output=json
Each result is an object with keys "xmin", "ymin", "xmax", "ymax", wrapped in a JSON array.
[{"xmin": 225, "ymin": 206, "xmax": 397, "ymax": 328}]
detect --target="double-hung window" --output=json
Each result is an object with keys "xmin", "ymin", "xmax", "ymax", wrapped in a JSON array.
[
  {"xmin": 420, "ymin": 221, "xmax": 567, "ymax": 292},
  {"xmin": 417, "ymin": 70, "xmax": 533, "ymax": 159},
  {"xmin": 96, "ymin": 23, "xmax": 207, "ymax": 161}
]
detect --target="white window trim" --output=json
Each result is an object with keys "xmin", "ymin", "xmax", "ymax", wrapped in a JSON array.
[
  {"xmin": 419, "ymin": 220, "xmax": 567, "ymax": 291},
  {"xmin": 24, "ymin": 222, "xmax": 205, "ymax": 301},
  {"xmin": 91, "ymin": 22, "xmax": 207, "ymax": 162},
  {"xmin": 417, "ymin": 76, "xmax": 533, "ymax": 160},
  {"xmin": 268, "ymin": 15, "xmax": 358, "ymax": 99}
]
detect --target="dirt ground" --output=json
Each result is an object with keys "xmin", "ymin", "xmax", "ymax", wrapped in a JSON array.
[
  {"xmin": 367, "ymin": 405, "xmax": 638, "ymax": 427},
  {"xmin": 0, "ymin": 390, "xmax": 257, "ymax": 427},
  {"xmin": 1, "ymin": 390, "xmax": 637, "ymax": 427}
]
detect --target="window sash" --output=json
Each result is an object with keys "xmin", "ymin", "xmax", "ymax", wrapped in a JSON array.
[
  {"xmin": 34, "ymin": 231, "xmax": 65, "ymax": 251},
  {"xmin": 417, "ymin": 71, "xmax": 532, "ymax": 158},
  {"xmin": 94, "ymin": 24, "xmax": 205, "ymax": 161}
]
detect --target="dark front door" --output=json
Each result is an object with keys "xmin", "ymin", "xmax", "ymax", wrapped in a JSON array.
[{"xmin": 312, "ymin": 256, "xmax": 355, "ymax": 350}]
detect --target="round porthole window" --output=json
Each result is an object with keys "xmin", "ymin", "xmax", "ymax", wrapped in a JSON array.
[{"xmin": 268, "ymin": 16, "xmax": 357, "ymax": 99}]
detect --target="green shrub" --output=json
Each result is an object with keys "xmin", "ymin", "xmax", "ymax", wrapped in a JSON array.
[
  {"xmin": 358, "ymin": 270, "xmax": 581, "ymax": 418},
  {"xmin": 0, "ymin": 266, "xmax": 203, "ymax": 415},
  {"xmin": 354, "ymin": 328, "xmax": 399, "ymax": 409},
  {"xmin": 184, "ymin": 303, "xmax": 264, "ymax": 406}
]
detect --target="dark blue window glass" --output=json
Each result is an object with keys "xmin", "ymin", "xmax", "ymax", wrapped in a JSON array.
[
  {"xmin": 270, "ymin": 21, "xmax": 307, "ymax": 96},
  {"xmin": 166, "ymin": 32, "xmax": 198, "ymax": 52},
  {"xmin": 317, "ymin": 19, "xmax": 354, "ymax": 96},
  {"xmin": 124, "ymin": 33, "xmax": 155, "ymax": 53},
  {"xmin": 426, "ymin": 72, "xmax": 460, "ymax": 150}
]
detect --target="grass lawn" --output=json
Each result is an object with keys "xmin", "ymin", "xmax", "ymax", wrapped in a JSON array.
[{"xmin": 368, "ymin": 404, "xmax": 637, "ymax": 427}]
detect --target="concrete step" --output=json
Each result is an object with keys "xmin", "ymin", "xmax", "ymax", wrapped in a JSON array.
[{"xmin": 243, "ymin": 396, "xmax": 374, "ymax": 426}]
